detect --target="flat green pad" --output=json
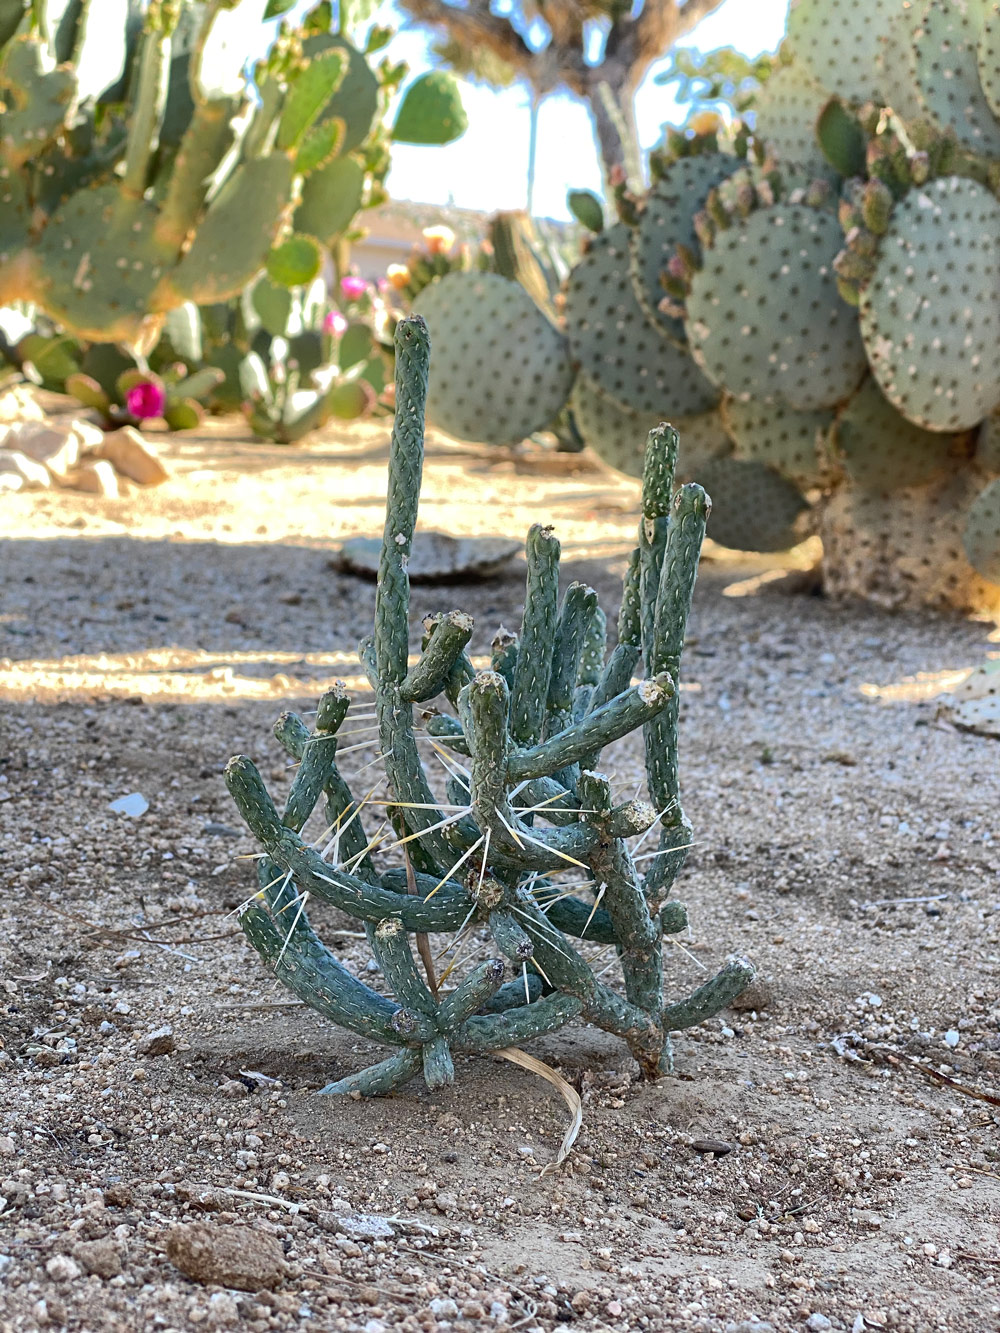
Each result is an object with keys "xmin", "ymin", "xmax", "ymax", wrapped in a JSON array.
[
  {"xmin": 0, "ymin": 35, "xmax": 77, "ymax": 168},
  {"xmin": 722, "ymin": 396, "xmax": 831, "ymax": 490},
  {"xmin": 36, "ymin": 186, "xmax": 166, "ymax": 342},
  {"xmin": 696, "ymin": 456, "xmax": 811, "ymax": 553},
  {"xmin": 0, "ymin": 167, "xmax": 29, "ymax": 262},
  {"xmin": 565, "ymin": 223, "xmax": 718, "ymax": 416},
  {"xmin": 413, "ymin": 272, "xmax": 575, "ymax": 447},
  {"xmin": 976, "ymin": 411, "xmax": 1000, "ymax": 472},
  {"xmin": 834, "ymin": 377, "xmax": 963, "ymax": 492},
  {"xmin": 787, "ymin": 0, "xmax": 899, "ymax": 105},
  {"xmin": 295, "ymin": 156, "xmax": 365, "ymax": 247},
  {"xmin": 570, "ymin": 372, "xmax": 731, "ymax": 480},
  {"xmin": 302, "ymin": 34, "xmax": 378, "ymax": 156},
  {"xmin": 965, "ymin": 477, "xmax": 1000, "ymax": 581},
  {"xmin": 859, "ymin": 176, "xmax": 1000, "ymax": 433},
  {"xmin": 876, "ymin": 5, "xmax": 924, "ymax": 124},
  {"xmin": 752, "ymin": 62, "xmax": 831, "ymax": 175},
  {"xmin": 684, "ymin": 204, "xmax": 867, "ymax": 411},
  {"xmin": 979, "ymin": 1, "xmax": 1000, "ymax": 120},
  {"xmin": 169, "ymin": 155, "xmax": 294, "ymax": 305},
  {"xmin": 630, "ymin": 152, "xmax": 735, "ymax": 336},
  {"xmin": 913, "ymin": 0, "xmax": 1000, "ymax": 156}
]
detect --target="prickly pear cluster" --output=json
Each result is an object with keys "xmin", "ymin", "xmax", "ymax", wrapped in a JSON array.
[
  {"xmin": 559, "ymin": 0, "xmax": 1000, "ymax": 612},
  {"xmin": 0, "ymin": 1, "xmax": 464, "ymax": 350},
  {"xmin": 223, "ymin": 316, "xmax": 753, "ymax": 1096}
]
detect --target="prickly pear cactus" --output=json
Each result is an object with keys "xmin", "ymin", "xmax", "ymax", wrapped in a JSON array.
[
  {"xmin": 722, "ymin": 397, "xmax": 832, "ymax": 491},
  {"xmin": 413, "ymin": 272, "xmax": 575, "ymax": 447},
  {"xmin": 822, "ymin": 466, "xmax": 1000, "ymax": 614},
  {"xmin": 857, "ymin": 176, "xmax": 1000, "ymax": 433},
  {"xmin": 832, "ymin": 378, "xmax": 972, "ymax": 492},
  {"xmin": 683, "ymin": 193, "xmax": 868, "ymax": 411},
  {"xmin": 564, "ymin": 223, "xmax": 718, "ymax": 416},
  {"xmin": 223, "ymin": 315, "xmax": 754, "ymax": 1097},
  {"xmin": 786, "ymin": 0, "xmax": 899, "ymax": 107},
  {"xmin": 0, "ymin": 2, "xmax": 400, "ymax": 344},
  {"xmin": 570, "ymin": 373, "xmax": 731, "ymax": 481},
  {"xmin": 696, "ymin": 457, "xmax": 813, "ymax": 553},
  {"xmin": 630, "ymin": 151, "xmax": 736, "ymax": 336}
]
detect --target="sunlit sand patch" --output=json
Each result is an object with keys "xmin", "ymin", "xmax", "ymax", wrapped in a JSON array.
[{"xmin": 858, "ymin": 667, "xmax": 983, "ymax": 703}]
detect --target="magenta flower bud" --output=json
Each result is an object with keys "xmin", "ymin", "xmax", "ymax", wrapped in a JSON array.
[
  {"xmin": 340, "ymin": 275, "xmax": 367, "ymax": 301},
  {"xmin": 324, "ymin": 310, "xmax": 348, "ymax": 336},
  {"xmin": 125, "ymin": 380, "xmax": 165, "ymax": 421}
]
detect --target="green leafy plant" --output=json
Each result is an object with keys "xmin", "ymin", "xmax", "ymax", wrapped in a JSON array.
[{"xmin": 223, "ymin": 315, "xmax": 753, "ymax": 1096}]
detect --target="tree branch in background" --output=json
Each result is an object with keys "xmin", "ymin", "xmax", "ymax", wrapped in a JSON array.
[{"xmin": 396, "ymin": 0, "xmax": 731, "ymax": 187}]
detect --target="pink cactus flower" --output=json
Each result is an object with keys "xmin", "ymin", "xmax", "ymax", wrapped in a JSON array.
[
  {"xmin": 340, "ymin": 275, "xmax": 368, "ymax": 301},
  {"xmin": 125, "ymin": 380, "xmax": 165, "ymax": 420},
  {"xmin": 324, "ymin": 310, "xmax": 349, "ymax": 337}
]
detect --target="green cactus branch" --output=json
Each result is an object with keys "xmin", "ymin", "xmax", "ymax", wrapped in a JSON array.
[{"xmin": 225, "ymin": 314, "xmax": 753, "ymax": 1098}]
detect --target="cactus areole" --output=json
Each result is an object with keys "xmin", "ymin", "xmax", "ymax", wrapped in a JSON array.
[{"xmin": 224, "ymin": 316, "xmax": 753, "ymax": 1097}]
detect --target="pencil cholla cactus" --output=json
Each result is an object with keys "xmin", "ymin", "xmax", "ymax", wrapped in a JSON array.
[{"xmin": 224, "ymin": 315, "xmax": 753, "ymax": 1096}]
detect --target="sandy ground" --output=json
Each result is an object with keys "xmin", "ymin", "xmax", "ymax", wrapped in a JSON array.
[{"xmin": 2, "ymin": 410, "xmax": 1000, "ymax": 1333}]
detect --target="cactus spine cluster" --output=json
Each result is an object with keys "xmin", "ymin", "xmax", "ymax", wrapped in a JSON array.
[{"xmin": 224, "ymin": 316, "xmax": 753, "ymax": 1096}]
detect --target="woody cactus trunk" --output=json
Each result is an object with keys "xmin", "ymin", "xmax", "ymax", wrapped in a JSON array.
[{"xmin": 224, "ymin": 315, "xmax": 753, "ymax": 1097}]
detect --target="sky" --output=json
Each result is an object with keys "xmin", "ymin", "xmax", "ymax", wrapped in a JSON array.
[{"xmin": 381, "ymin": 0, "xmax": 793, "ymax": 219}]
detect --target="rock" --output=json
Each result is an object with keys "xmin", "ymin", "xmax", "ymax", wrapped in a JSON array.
[
  {"xmin": 62, "ymin": 460, "xmax": 120, "ymax": 497},
  {"xmin": 729, "ymin": 979, "xmax": 774, "ymax": 1013},
  {"xmin": 806, "ymin": 1317, "xmax": 832, "ymax": 1332},
  {"xmin": 0, "ymin": 449, "xmax": 51, "ymax": 491},
  {"xmin": 69, "ymin": 418, "xmax": 105, "ymax": 452},
  {"xmin": 725, "ymin": 1324, "xmax": 776, "ymax": 1333},
  {"xmin": 137, "ymin": 1025, "xmax": 175, "ymax": 1057},
  {"xmin": 45, "ymin": 1255, "xmax": 82, "ymax": 1282},
  {"xmin": 429, "ymin": 1297, "xmax": 459, "ymax": 1318},
  {"xmin": 317, "ymin": 1211, "xmax": 395, "ymax": 1241},
  {"xmin": 73, "ymin": 1239, "xmax": 122, "ymax": 1278},
  {"xmin": 164, "ymin": 1223, "xmax": 287, "ymax": 1291},
  {"xmin": 108, "ymin": 792, "xmax": 149, "ymax": 818},
  {"xmin": 103, "ymin": 1182, "xmax": 134, "ymax": 1208},
  {"xmin": 434, "ymin": 1191, "xmax": 459, "ymax": 1214},
  {"xmin": 0, "ymin": 385, "xmax": 45, "ymax": 425},
  {"xmin": 337, "ymin": 532, "xmax": 521, "ymax": 583},
  {"xmin": 0, "ymin": 1137, "xmax": 15, "ymax": 1157},
  {"xmin": 96, "ymin": 426, "xmax": 169, "ymax": 486},
  {"xmin": 690, "ymin": 1138, "xmax": 733, "ymax": 1156},
  {"xmin": 6, "ymin": 421, "xmax": 80, "ymax": 478}
]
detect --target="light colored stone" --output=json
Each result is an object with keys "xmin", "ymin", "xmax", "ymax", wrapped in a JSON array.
[
  {"xmin": 0, "ymin": 385, "xmax": 45, "ymax": 425},
  {"xmin": 96, "ymin": 426, "xmax": 169, "ymax": 486},
  {"xmin": 137, "ymin": 1025, "xmax": 175, "ymax": 1056},
  {"xmin": 0, "ymin": 450, "xmax": 51, "ymax": 491},
  {"xmin": 45, "ymin": 1255, "xmax": 81, "ymax": 1282},
  {"xmin": 164, "ymin": 1223, "xmax": 287, "ymax": 1291},
  {"xmin": 6, "ymin": 421, "xmax": 80, "ymax": 478},
  {"xmin": 62, "ymin": 460, "xmax": 120, "ymax": 497},
  {"xmin": 69, "ymin": 418, "xmax": 106, "ymax": 452}
]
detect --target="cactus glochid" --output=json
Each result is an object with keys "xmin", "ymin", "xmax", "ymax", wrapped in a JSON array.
[{"xmin": 223, "ymin": 316, "xmax": 753, "ymax": 1097}]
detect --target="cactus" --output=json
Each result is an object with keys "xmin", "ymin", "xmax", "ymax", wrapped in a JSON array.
[
  {"xmin": 564, "ymin": 222, "xmax": 719, "ymax": 417},
  {"xmin": 855, "ymin": 175, "xmax": 1000, "ymax": 433},
  {"xmin": 412, "ymin": 272, "xmax": 575, "ymax": 447},
  {"xmin": 223, "ymin": 316, "xmax": 753, "ymax": 1096},
  {"xmin": 680, "ymin": 182, "xmax": 868, "ymax": 412},
  {"xmin": 630, "ymin": 150, "xmax": 736, "ymax": 336},
  {"xmin": 722, "ymin": 397, "xmax": 832, "ymax": 491},
  {"xmin": 570, "ymin": 373, "xmax": 731, "ymax": 481},
  {"xmin": 0, "ymin": 2, "xmax": 449, "ymax": 347}
]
